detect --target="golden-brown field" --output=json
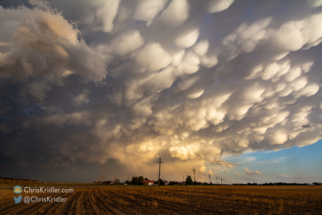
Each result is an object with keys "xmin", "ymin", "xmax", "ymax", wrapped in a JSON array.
[
  {"xmin": 1, "ymin": 186, "xmax": 321, "ymax": 215},
  {"xmin": 0, "ymin": 179, "xmax": 39, "ymax": 185}
]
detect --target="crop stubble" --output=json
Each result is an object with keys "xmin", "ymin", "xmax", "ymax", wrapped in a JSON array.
[{"xmin": 0, "ymin": 186, "xmax": 321, "ymax": 214}]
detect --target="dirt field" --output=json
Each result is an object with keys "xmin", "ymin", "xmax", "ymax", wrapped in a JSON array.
[{"xmin": 1, "ymin": 186, "xmax": 321, "ymax": 215}]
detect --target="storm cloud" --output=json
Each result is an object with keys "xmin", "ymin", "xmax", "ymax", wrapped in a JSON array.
[{"xmin": 0, "ymin": 0, "xmax": 322, "ymax": 181}]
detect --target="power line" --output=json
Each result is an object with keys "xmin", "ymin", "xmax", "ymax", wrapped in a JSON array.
[
  {"xmin": 222, "ymin": 178, "xmax": 231, "ymax": 184},
  {"xmin": 66, "ymin": 142, "xmax": 221, "ymax": 185}
]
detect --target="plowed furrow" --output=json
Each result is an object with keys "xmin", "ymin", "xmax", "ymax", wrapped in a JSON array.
[
  {"xmin": 111, "ymin": 192, "xmax": 157, "ymax": 215},
  {"xmin": 103, "ymin": 190, "xmax": 158, "ymax": 215},
  {"xmin": 73, "ymin": 190, "xmax": 85, "ymax": 215},
  {"xmin": 90, "ymin": 190, "xmax": 114, "ymax": 215},
  {"xmin": 98, "ymin": 190, "xmax": 126, "ymax": 214},
  {"xmin": 130, "ymin": 193, "xmax": 182, "ymax": 215},
  {"xmin": 83, "ymin": 190, "xmax": 97, "ymax": 215},
  {"xmin": 28, "ymin": 193, "xmax": 71, "ymax": 215},
  {"xmin": 1, "ymin": 199, "xmax": 43, "ymax": 215},
  {"xmin": 52, "ymin": 192, "xmax": 79, "ymax": 215},
  {"xmin": 88, "ymin": 190, "xmax": 104, "ymax": 215},
  {"xmin": 0, "ymin": 201, "xmax": 19, "ymax": 213},
  {"xmin": 98, "ymin": 190, "xmax": 133, "ymax": 214},
  {"xmin": 42, "ymin": 197, "xmax": 65, "ymax": 215},
  {"xmin": 0, "ymin": 194, "xmax": 50, "ymax": 215},
  {"xmin": 0, "ymin": 198, "xmax": 31, "ymax": 214},
  {"xmin": 0, "ymin": 198, "xmax": 17, "ymax": 209},
  {"xmin": 66, "ymin": 190, "xmax": 83, "ymax": 215},
  {"xmin": 19, "ymin": 193, "xmax": 66, "ymax": 215}
]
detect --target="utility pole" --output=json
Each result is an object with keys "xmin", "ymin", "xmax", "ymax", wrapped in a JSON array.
[
  {"xmin": 221, "ymin": 178, "xmax": 222, "ymax": 185},
  {"xmin": 192, "ymin": 168, "xmax": 196, "ymax": 187},
  {"xmin": 216, "ymin": 176, "xmax": 218, "ymax": 185},
  {"xmin": 156, "ymin": 157, "xmax": 163, "ymax": 188},
  {"xmin": 208, "ymin": 174, "xmax": 210, "ymax": 184}
]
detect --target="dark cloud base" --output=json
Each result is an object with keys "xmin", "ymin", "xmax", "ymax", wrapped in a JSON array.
[{"xmin": 0, "ymin": 0, "xmax": 322, "ymax": 182}]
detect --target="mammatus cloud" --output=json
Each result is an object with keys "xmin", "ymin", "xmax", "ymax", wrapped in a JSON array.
[
  {"xmin": 243, "ymin": 167, "xmax": 265, "ymax": 175},
  {"xmin": 0, "ymin": 4, "xmax": 106, "ymax": 83},
  {"xmin": 0, "ymin": 0, "xmax": 322, "ymax": 176}
]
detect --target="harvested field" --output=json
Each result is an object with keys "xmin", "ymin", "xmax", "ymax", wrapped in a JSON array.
[
  {"xmin": 1, "ymin": 186, "xmax": 322, "ymax": 214},
  {"xmin": 0, "ymin": 179, "xmax": 39, "ymax": 185}
]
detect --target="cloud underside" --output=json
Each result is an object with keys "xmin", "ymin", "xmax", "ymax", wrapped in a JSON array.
[{"xmin": 0, "ymin": 0, "xmax": 322, "ymax": 171}]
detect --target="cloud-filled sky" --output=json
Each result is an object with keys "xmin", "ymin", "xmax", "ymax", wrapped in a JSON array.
[{"xmin": 0, "ymin": 0, "xmax": 321, "ymax": 183}]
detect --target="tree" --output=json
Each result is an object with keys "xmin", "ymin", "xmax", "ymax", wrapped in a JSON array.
[
  {"xmin": 114, "ymin": 179, "xmax": 120, "ymax": 184},
  {"xmin": 138, "ymin": 176, "xmax": 144, "ymax": 185},
  {"xmin": 185, "ymin": 176, "xmax": 193, "ymax": 185},
  {"xmin": 131, "ymin": 176, "xmax": 138, "ymax": 185},
  {"xmin": 131, "ymin": 176, "xmax": 145, "ymax": 185},
  {"xmin": 157, "ymin": 179, "xmax": 165, "ymax": 185}
]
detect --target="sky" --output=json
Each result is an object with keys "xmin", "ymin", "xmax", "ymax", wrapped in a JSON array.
[{"xmin": 0, "ymin": 0, "xmax": 321, "ymax": 183}]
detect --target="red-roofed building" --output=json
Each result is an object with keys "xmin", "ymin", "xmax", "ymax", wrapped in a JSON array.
[{"xmin": 142, "ymin": 180, "xmax": 156, "ymax": 186}]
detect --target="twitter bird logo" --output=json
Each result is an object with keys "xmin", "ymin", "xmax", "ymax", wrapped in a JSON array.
[{"xmin": 14, "ymin": 196, "xmax": 22, "ymax": 204}]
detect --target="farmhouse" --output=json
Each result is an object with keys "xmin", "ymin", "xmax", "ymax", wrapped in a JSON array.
[{"xmin": 142, "ymin": 180, "xmax": 156, "ymax": 186}]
